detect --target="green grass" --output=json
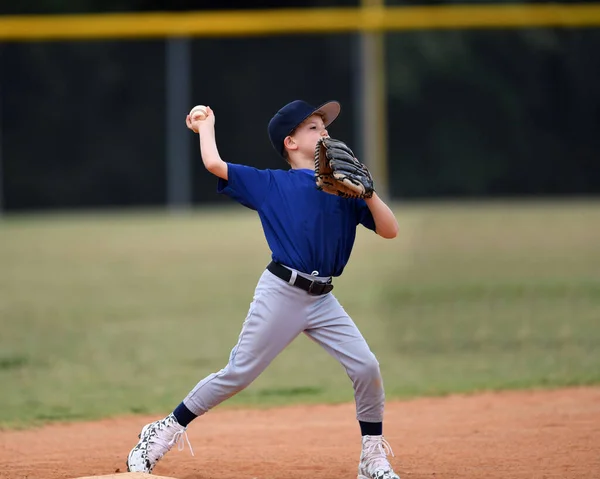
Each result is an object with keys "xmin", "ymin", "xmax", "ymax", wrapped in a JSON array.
[{"xmin": 1, "ymin": 200, "xmax": 599, "ymax": 428}]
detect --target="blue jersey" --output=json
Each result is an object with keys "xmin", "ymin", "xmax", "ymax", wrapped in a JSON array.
[{"xmin": 217, "ymin": 163, "xmax": 376, "ymax": 277}]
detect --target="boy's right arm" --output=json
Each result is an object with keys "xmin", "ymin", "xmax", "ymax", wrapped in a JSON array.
[{"xmin": 186, "ymin": 106, "xmax": 228, "ymax": 180}]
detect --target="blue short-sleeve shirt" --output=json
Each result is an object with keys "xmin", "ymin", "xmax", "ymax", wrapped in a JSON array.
[{"xmin": 217, "ymin": 163, "xmax": 376, "ymax": 277}]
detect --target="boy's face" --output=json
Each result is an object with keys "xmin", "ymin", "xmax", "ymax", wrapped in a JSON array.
[{"xmin": 285, "ymin": 114, "xmax": 329, "ymax": 157}]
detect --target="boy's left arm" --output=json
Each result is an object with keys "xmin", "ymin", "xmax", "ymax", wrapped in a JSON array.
[{"xmin": 365, "ymin": 193, "xmax": 399, "ymax": 239}]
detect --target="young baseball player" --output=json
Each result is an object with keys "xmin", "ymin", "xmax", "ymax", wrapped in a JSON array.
[{"xmin": 126, "ymin": 100, "xmax": 401, "ymax": 479}]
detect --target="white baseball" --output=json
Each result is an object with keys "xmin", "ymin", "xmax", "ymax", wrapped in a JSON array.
[{"xmin": 190, "ymin": 105, "xmax": 208, "ymax": 121}]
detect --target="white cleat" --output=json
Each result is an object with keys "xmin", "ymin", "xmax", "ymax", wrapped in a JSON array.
[
  {"xmin": 358, "ymin": 435, "xmax": 401, "ymax": 479},
  {"xmin": 126, "ymin": 413, "xmax": 193, "ymax": 473}
]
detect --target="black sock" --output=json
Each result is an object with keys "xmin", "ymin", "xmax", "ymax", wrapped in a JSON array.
[
  {"xmin": 173, "ymin": 402, "xmax": 197, "ymax": 427},
  {"xmin": 359, "ymin": 421, "xmax": 383, "ymax": 436}
]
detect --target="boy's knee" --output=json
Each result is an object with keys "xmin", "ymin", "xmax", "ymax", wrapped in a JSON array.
[{"xmin": 354, "ymin": 354, "xmax": 381, "ymax": 383}]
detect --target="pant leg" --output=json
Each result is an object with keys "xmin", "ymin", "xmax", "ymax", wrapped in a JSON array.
[
  {"xmin": 304, "ymin": 294, "xmax": 385, "ymax": 423},
  {"xmin": 183, "ymin": 270, "xmax": 310, "ymax": 417}
]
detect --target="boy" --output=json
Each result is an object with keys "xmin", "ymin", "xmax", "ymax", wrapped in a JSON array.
[{"xmin": 126, "ymin": 99, "xmax": 401, "ymax": 479}]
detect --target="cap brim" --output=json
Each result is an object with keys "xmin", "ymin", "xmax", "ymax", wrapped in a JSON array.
[{"xmin": 315, "ymin": 101, "xmax": 341, "ymax": 128}]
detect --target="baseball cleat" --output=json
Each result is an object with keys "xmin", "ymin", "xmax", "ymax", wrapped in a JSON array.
[
  {"xmin": 126, "ymin": 413, "xmax": 193, "ymax": 473},
  {"xmin": 358, "ymin": 435, "xmax": 401, "ymax": 479}
]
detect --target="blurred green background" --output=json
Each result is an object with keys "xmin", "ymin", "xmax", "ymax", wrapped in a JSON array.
[{"xmin": 2, "ymin": 201, "xmax": 599, "ymax": 427}]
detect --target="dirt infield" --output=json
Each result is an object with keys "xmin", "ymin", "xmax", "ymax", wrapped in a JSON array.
[{"xmin": 1, "ymin": 387, "xmax": 599, "ymax": 479}]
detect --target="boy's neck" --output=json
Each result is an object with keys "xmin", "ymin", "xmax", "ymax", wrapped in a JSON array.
[{"xmin": 288, "ymin": 155, "xmax": 315, "ymax": 170}]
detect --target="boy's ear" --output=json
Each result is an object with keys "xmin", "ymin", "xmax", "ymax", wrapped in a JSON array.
[{"xmin": 283, "ymin": 135, "xmax": 297, "ymax": 152}]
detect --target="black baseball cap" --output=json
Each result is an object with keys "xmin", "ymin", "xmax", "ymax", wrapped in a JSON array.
[{"xmin": 268, "ymin": 100, "xmax": 341, "ymax": 157}]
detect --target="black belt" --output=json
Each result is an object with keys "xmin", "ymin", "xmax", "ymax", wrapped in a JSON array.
[{"xmin": 267, "ymin": 261, "xmax": 334, "ymax": 296}]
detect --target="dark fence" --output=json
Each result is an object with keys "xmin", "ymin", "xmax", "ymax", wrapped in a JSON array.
[{"xmin": 1, "ymin": 27, "xmax": 599, "ymax": 211}]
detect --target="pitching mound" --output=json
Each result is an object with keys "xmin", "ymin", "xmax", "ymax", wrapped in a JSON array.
[{"xmin": 1, "ymin": 387, "xmax": 599, "ymax": 479}]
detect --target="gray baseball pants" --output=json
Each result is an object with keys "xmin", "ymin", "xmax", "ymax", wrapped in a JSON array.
[{"xmin": 183, "ymin": 266, "xmax": 385, "ymax": 422}]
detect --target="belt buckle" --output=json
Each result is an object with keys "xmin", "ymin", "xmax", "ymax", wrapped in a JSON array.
[{"xmin": 308, "ymin": 279, "xmax": 333, "ymax": 296}]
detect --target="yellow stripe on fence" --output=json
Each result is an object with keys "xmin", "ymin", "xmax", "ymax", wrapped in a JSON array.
[{"xmin": 1, "ymin": 4, "xmax": 600, "ymax": 41}]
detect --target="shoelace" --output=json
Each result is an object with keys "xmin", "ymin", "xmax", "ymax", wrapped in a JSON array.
[
  {"xmin": 363, "ymin": 436, "xmax": 395, "ymax": 473},
  {"xmin": 147, "ymin": 420, "xmax": 195, "ymax": 462},
  {"xmin": 171, "ymin": 429, "xmax": 195, "ymax": 456}
]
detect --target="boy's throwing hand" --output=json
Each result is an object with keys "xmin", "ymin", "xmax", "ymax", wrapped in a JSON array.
[{"xmin": 186, "ymin": 105, "xmax": 214, "ymax": 132}]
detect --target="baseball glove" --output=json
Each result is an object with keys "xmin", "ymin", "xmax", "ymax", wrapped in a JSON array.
[{"xmin": 314, "ymin": 137, "xmax": 374, "ymax": 199}]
